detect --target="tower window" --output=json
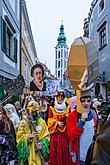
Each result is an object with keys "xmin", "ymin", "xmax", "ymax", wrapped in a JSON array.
[
  {"xmin": 58, "ymin": 71, "xmax": 60, "ymax": 78},
  {"xmin": 58, "ymin": 61, "xmax": 60, "ymax": 68},
  {"xmin": 56, "ymin": 60, "xmax": 57, "ymax": 68},
  {"xmin": 58, "ymin": 51, "xmax": 60, "ymax": 58},
  {"xmin": 65, "ymin": 51, "xmax": 67, "ymax": 58},
  {"xmin": 61, "ymin": 59, "xmax": 63, "ymax": 68},
  {"xmin": 56, "ymin": 51, "xmax": 57, "ymax": 59},
  {"xmin": 61, "ymin": 49, "xmax": 63, "ymax": 58}
]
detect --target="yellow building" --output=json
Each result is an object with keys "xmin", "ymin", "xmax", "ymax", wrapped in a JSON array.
[{"xmin": 20, "ymin": 0, "xmax": 37, "ymax": 93}]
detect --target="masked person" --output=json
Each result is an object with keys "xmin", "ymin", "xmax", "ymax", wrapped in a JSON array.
[
  {"xmin": 30, "ymin": 63, "xmax": 46, "ymax": 91},
  {"xmin": 0, "ymin": 106, "xmax": 17, "ymax": 165},
  {"xmin": 67, "ymin": 90, "xmax": 97, "ymax": 165},
  {"xmin": 48, "ymin": 89, "xmax": 70, "ymax": 165},
  {"xmin": 16, "ymin": 100, "xmax": 50, "ymax": 165}
]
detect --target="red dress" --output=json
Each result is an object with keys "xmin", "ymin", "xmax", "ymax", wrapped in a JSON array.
[{"xmin": 48, "ymin": 106, "xmax": 70, "ymax": 165}]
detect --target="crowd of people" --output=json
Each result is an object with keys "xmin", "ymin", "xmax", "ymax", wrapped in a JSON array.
[{"xmin": 0, "ymin": 89, "xmax": 106, "ymax": 165}]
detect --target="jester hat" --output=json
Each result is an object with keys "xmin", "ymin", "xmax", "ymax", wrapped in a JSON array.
[{"xmin": 27, "ymin": 100, "xmax": 40, "ymax": 113}]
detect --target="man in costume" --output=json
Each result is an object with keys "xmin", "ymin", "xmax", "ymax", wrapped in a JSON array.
[
  {"xmin": 48, "ymin": 89, "xmax": 70, "ymax": 165},
  {"xmin": 16, "ymin": 100, "xmax": 50, "ymax": 165},
  {"xmin": 67, "ymin": 37, "xmax": 99, "ymax": 165},
  {"xmin": 67, "ymin": 90, "xmax": 97, "ymax": 165}
]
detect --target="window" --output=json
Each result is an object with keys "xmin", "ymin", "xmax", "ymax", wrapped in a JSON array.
[
  {"xmin": 61, "ymin": 59, "xmax": 63, "ymax": 68},
  {"xmin": 61, "ymin": 49, "xmax": 63, "ymax": 58},
  {"xmin": 58, "ymin": 61, "xmax": 60, "ymax": 68},
  {"xmin": 24, "ymin": 20, "xmax": 27, "ymax": 44},
  {"xmin": 56, "ymin": 60, "xmax": 57, "ymax": 68},
  {"xmin": 98, "ymin": 22, "xmax": 107, "ymax": 50},
  {"xmin": 1, "ymin": 17, "xmax": 17, "ymax": 62},
  {"xmin": 58, "ymin": 71, "xmax": 60, "ymax": 78},
  {"xmin": 64, "ymin": 61, "xmax": 67, "ymax": 68},
  {"xmin": 61, "ymin": 79, "xmax": 62, "ymax": 85},
  {"xmin": 61, "ymin": 69, "xmax": 62, "ymax": 77},
  {"xmin": 56, "ymin": 51, "xmax": 57, "ymax": 59},
  {"xmin": 6, "ymin": 29, "xmax": 11, "ymax": 57},
  {"xmin": 58, "ymin": 51, "xmax": 60, "ymax": 58},
  {"xmin": 99, "ymin": 0, "xmax": 104, "ymax": 14}
]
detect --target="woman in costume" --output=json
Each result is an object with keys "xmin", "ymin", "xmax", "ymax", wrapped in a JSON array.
[
  {"xmin": 48, "ymin": 89, "xmax": 70, "ymax": 165},
  {"xmin": 30, "ymin": 63, "xmax": 46, "ymax": 91},
  {"xmin": 0, "ymin": 106, "xmax": 17, "ymax": 164},
  {"xmin": 16, "ymin": 100, "xmax": 50, "ymax": 165}
]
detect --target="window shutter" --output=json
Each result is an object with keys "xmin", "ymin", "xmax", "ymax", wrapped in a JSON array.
[
  {"xmin": 14, "ymin": 37, "xmax": 18, "ymax": 63},
  {"xmin": 1, "ymin": 17, "xmax": 7, "ymax": 53}
]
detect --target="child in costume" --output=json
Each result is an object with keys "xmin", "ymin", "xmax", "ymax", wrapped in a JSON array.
[{"xmin": 16, "ymin": 100, "xmax": 50, "ymax": 165}]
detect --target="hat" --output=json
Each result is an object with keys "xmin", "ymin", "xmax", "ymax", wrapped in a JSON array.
[
  {"xmin": 55, "ymin": 88, "xmax": 65, "ymax": 98},
  {"xmin": 80, "ymin": 89, "xmax": 91, "ymax": 99},
  {"xmin": 27, "ymin": 100, "xmax": 40, "ymax": 113}
]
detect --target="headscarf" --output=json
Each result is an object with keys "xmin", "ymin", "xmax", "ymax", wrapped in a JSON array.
[
  {"xmin": 4, "ymin": 104, "xmax": 20, "ymax": 131},
  {"xmin": 54, "ymin": 97, "xmax": 66, "ymax": 112},
  {"xmin": 4, "ymin": 104, "xmax": 18, "ymax": 115}
]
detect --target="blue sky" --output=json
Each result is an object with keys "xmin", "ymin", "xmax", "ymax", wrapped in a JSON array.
[{"xmin": 26, "ymin": 0, "xmax": 92, "ymax": 74}]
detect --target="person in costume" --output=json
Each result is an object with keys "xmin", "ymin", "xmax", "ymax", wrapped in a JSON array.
[
  {"xmin": 0, "ymin": 106, "xmax": 18, "ymax": 164},
  {"xmin": 91, "ymin": 112, "xmax": 110, "ymax": 165},
  {"xmin": 48, "ymin": 89, "xmax": 70, "ymax": 165},
  {"xmin": 4, "ymin": 103, "xmax": 20, "ymax": 131},
  {"xmin": 30, "ymin": 63, "xmax": 46, "ymax": 91},
  {"xmin": 39, "ymin": 95, "xmax": 48, "ymax": 122},
  {"xmin": 68, "ymin": 96, "xmax": 77, "ymax": 112},
  {"xmin": 67, "ymin": 90, "xmax": 98, "ymax": 165},
  {"xmin": 16, "ymin": 100, "xmax": 50, "ymax": 165}
]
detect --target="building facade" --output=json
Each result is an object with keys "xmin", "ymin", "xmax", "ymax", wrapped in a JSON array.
[
  {"xmin": 20, "ymin": 0, "xmax": 37, "ymax": 93},
  {"xmin": 0, "ymin": 0, "xmax": 20, "ymax": 100},
  {"xmin": 84, "ymin": 0, "xmax": 110, "ymax": 99},
  {"xmin": 55, "ymin": 22, "xmax": 68, "ymax": 86}
]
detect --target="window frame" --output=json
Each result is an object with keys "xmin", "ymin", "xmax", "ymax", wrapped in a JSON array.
[
  {"xmin": 98, "ymin": 22, "xmax": 107, "ymax": 51},
  {"xmin": 98, "ymin": 0, "xmax": 105, "ymax": 16}
]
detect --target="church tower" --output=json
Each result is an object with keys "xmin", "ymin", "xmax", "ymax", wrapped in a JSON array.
[{"xmin": 55, "ymin": 22, "xmax": 68, "ymax": 86}]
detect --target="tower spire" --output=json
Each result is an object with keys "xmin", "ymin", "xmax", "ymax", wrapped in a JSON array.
[{"xmin": 57, "ymin": 21, "xmax": 67, "ymax": 46}]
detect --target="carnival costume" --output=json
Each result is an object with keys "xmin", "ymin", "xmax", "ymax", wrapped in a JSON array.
[
  {"xmin": 4, "ymin": 104, "xmax": 20, "ymax": 131},
  {"xmin": 48, "ymin": 90, "xmax": 70, "ymax": 165},
  {"xmin": 67, "ymin": 37, "xmax": 98, "ymax": 165},
  {"xmin": 16, "ymin": 100, "xmax": 50, "ymax": 165},
  {"xmin": 0, "ymin": 106, "xmax": 17, "ymax": 164}
]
